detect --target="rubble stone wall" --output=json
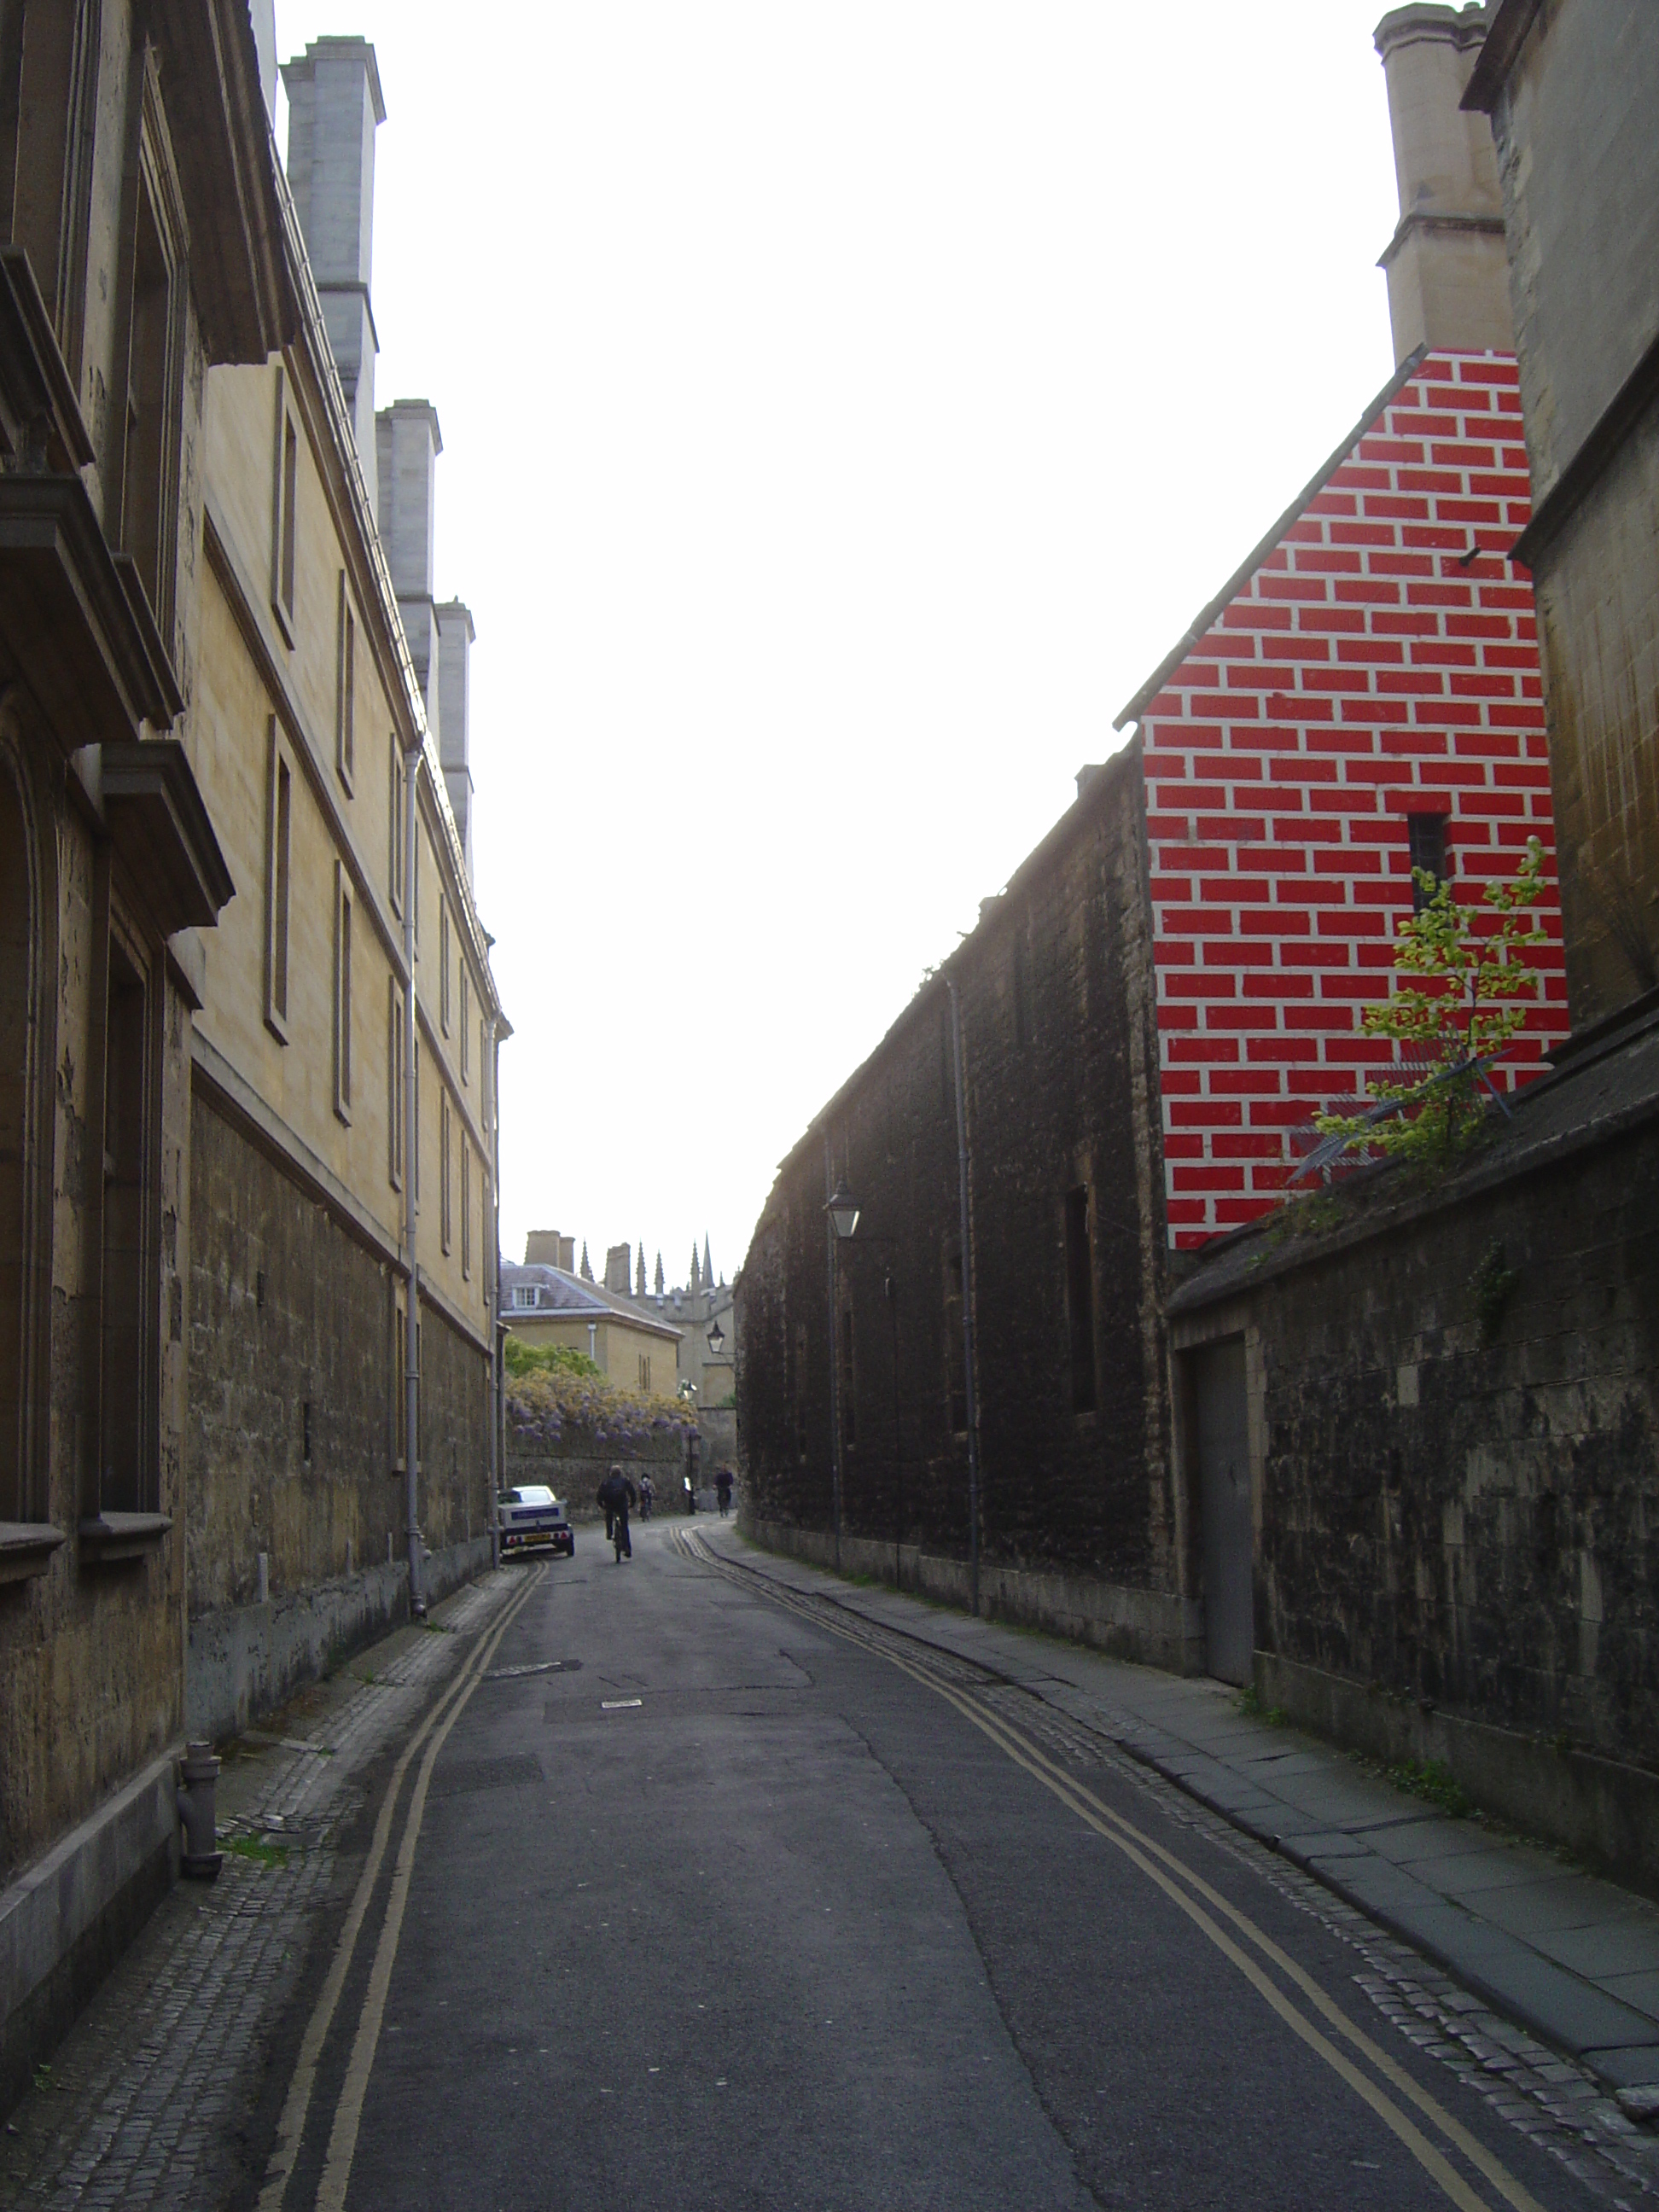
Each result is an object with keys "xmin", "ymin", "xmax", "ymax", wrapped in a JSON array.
[{"xmin": 737, "ymin": 746, "xmax": 1184, "ymax": 1660}]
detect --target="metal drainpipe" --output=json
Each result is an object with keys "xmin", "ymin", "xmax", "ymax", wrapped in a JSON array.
[
  {"xmin": 824, "ymin": 1132, "xmax": 843, "ymax": 1575},
  {"xmin": 486, "ymin": 1017, "xmax": 501, "ymax": 1569},
  {"xmin": 945, "ymin": 976, "xmax": 980, "ymax": 1615},
  {"xmin": 403, "ymin": 743, "xmax": 423, "ymax": 1617},
  {"xmin": 492, "ymin": 1023, "xmax": 505, "ymax": 1565}
]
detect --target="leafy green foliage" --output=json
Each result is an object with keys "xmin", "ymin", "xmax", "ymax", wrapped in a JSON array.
[
  {"xmin": 1312, "ymin": 838, "xmax": 1550, "ymax": 1171},
  {"xmin": 1386, "ymin": 1756, "xmax": 1471, "ymax": 1819},
  {"xmin": 503, "ymin": 1335, "xmax": 602, "ymax": 1381}
]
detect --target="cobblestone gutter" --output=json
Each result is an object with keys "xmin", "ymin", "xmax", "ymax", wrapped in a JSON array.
[{"xmin": 0, "ymin": 1569, "xmax": 520, "ymax": 2207}]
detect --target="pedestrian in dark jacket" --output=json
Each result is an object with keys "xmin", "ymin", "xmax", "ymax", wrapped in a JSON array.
[{"xmin": 715, "ymin": 1465, "xmax": 733, "ymax": 1516}]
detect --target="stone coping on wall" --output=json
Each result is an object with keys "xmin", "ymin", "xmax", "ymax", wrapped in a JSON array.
[
  {"xmin": 743, "ymin": 1515, "xmax": 1203, "ymax": 1676},
  {"xmin": 1169, "ymin": 999, "xmax": 1659, "ymax": 1315}
]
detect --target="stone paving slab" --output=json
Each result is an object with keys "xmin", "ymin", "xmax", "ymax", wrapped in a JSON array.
[{"xmin": 717, "ymin": 1527, "xmax": 1659, "ymax": 2096}]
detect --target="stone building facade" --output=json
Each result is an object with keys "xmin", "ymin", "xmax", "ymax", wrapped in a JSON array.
[
  {"xmin": 1, "ymin": 10, "xmax": 507, "ymax": 2111},
  {"xmin": 1466, "ymin": 0, "xmax": 1659, "ymax": 1030},
  {"xmin": 736, "ymin": 6, "xmax": 1620, "ymax": 1789},
  {"xmin": 182, "ymin": 34, "xmax": 506, "ymax": 1739},
  {"xmin": 1162, "ymin": 0, "xmax": 1659, "ymax": 1886},
  {"xmin": 0, "ymin": 0, "xmax": 291, "ymax": 2114}
]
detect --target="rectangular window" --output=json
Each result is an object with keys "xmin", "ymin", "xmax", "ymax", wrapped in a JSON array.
[
  {"xmin": 511, "ymin": 1284, "xmax": 535, "ymax": 1312},
  {"xmin": 335, "ymin": 575, "xmax": 356, "ymax": 789},
  {"xmin": 460, "ymin": 969, "xmax": 470, "ymax": 1083},
  {"xmin": 101, "ymin": 939, "xmax": 152, "ymax": 1511},
  {"xmin": 264, "ymin": 721, "xmax": 291, "ymax": 1042},
  {"xmin": 412, "ymin": 821, "xmax": 422, "ymax": 957},
  {"xmin": 333, "ymin": 862, "xmax": 352, "ymax": 1123},
  {"xmin": 637, "ymin": 1353, "xmax": 650, "ymax": 1392},
  {"xmin": 440, "ymin": 1090, "xmax": 451, "ymax": 1253},
  {"xmin": 793, "ymin": 1322, "xmax": 809, "ymax": 1463},
  {"xmin": 388, "ymin": 736, "xmax": 404, "ymax": 913},
  {"xmin": 392, "ymin": 1285, "xmax": 405, "ymax": 1469},
  {"xmin": 413, "ymin": 1035, "xmax": 421, "ymax": 1210},
  {"xmin": 439, "ymin": 896, "xmax": 451, "ymax": 1033},
  {"xmin": 839, "ymin": 1303, "xmax": 856, "ymax": 1448},
  {"xmin": 1065, "ymin": 1185, "xmax": 1097, "ymax": 1415},
  {"xmin": 461, "ymin": 1139, "xmax": 472, "ymax": 1279},
  {"xmin": 271, "ymin": 370, "xmax": 298, "ymax": 637},
  {"xmin": 944, "ymin": 1246, "xmax": 967, "ymax": 1434},
  {"xmin": 387, "ymin": 979, "xmax": 404, "ymax": 1190},
  {"xmin": 120, "ymin": 170, "xmax": 178, "ymax": 633},
  {"xmin": 1408, "ymin": 813, "xmax": 1449, "ymax": 913},
  {"xmin": 480, "ymin": 1018, "xmax": 488, "ymax": 1122}
]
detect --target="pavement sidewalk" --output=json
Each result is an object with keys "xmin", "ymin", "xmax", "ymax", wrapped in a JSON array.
[
  {"xmin": 707, "ymin": 1522, "xmax": 1659, "ymax": 2119},
  {"xmin": 0, "ymin": 1568, "xmax": 521, "ymax": 2210}
]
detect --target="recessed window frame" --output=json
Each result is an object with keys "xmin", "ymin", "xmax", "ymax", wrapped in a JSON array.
[
  {"xmin": 439, "ymin": 1088, "xmax": 452, "ymax": 1255},
  {"xmin": 332, "ymin": 859, "xmax": 352, "ymax": 1125},
  {"xmin": 97, "ymin": 913, "xmax": 160, "ymax": 1516},
  {"xmin": 1064, "ymin": 1183, "xmax": 1097, "ymax": 1417},
  {"xmin": 118, "ymin": 62, "xmax": 187, "ymax": 646},
  {"xmin": 335, "ymin": 573, "xmax": 356, "ymax": 791},
  {"xmin": 387, "ymin": 977, "xmax": 404, "ymax": 1190},
  {"xmin": 439, "ymin": 894, "xmax": 451, "ymax": 1034},
  {"xmin": 1407, "ymin": 811, "xmax": 1452, "ymax": 914},
  {"xmin": 460, "ymin": 969, "xmax": 470, "ymax": 1084},
  {"xmin": 460, "ymin": 1138, "xmax": 472, "ymax": 1280},
  {"xmin": 271, "ymin": 368, "xmax": 300, "ymax": 645},
  {"xmin": 263, "ymin": 717, "xmax": 293, "ymax": 1045}
]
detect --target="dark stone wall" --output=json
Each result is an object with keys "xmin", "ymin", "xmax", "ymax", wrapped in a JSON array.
[
  {"xmin": 1235, "ymin": 1116, "xmax": 1659, "ymax": 1771},
  {"xmin": 737, "ymin": 748, "xmax": 1178, "ymax": 1634}
]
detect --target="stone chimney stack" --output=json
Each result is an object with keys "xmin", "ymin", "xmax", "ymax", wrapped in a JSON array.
[
  {"xmin": 604, "ymin": 1244, "xmax": 632, "ymax": 1296},
  {"xmin": 435, "ymin": 600, "xmax": 475, "ymax": 882},
  {"xmin": 282, "ymin": 40, "xmax": 385, "ymax": 498},
  {"xmin": 1374, "ymin": 4, "xmax": 1512, "ymax": 364},
  {"xmin": 375, "ymin": 399, "xmax": 444, "ymax": 739}
]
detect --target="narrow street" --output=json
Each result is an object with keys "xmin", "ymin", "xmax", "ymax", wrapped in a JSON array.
[{"xmin": 251, "ymin": 1524, "xmax": 1618, "ymax": 2212}]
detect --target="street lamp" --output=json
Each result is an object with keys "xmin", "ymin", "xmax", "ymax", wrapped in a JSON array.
[
  {"xmin": 826, "ymin": 1178, "xmax": 860, "ymax": 1241},
  {"xmin": 706, "ymin": 1318, "xmax": 725, "ymax": 1357}
]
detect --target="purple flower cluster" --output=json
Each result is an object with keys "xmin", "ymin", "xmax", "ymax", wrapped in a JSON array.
[{"xmin": 505, "ymin": 1369, "xmax": 696, "ymax": 1458}]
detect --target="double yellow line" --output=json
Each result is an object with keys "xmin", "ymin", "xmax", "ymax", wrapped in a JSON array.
[
  {"xmin": 259, "ymin": 1564, "xmax": 545, "ymax": 2212},
  {"xmin": 684, "ymin": 1533, "xmax": 1545, "ymax": 2212}
]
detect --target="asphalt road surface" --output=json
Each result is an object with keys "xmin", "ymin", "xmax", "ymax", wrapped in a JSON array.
[{"xmin": 257, "ymin": 1522, "xmax": 1609, "ymax": 2212}]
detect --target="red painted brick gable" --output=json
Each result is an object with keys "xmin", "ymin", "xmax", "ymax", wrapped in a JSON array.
[{"xmin": 1131, "ymin": 352, "xmax": 1566, "ymax": 1249}]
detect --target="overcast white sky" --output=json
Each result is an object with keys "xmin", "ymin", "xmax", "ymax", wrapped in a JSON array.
[{"xmin": 274, "ymin": 1, "xmax": 1405, "ymax": 1289}]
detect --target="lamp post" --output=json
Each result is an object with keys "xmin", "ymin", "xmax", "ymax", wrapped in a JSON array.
[
  {"xmin": 706, "ymin": 1318, "xmax": 725, "ymax": 1358},
  {"xmin": 824, "ymin": 1164, "xmax": 859, "ymax": 1572}
]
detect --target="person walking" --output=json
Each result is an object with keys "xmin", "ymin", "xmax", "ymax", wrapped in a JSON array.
[
  {"xmin": 715, "ymin": 1465, "xmax": 733, "ymax": 1516},
  {"xmin": 638, "ymin": 1471, "xmax": 655, "ymax": 1521}
]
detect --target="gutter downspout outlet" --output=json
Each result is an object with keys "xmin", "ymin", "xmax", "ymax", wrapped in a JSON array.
[{"xmin": 177, "ymin": 1743, "xmax": 224, "ymax": 1880}]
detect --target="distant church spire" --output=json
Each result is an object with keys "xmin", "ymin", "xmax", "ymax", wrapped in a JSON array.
[
  {"xmin": 579, "ymin": 1242, "xmax": 593, "ymax": 1281},
  {"xmin": 690, "ymin": 1245, "xmax": 701, "ymax": 1294},
  {"xmin": 655, "ymin": 1252, "xmax": 665, "ymax": 1297},
  {"xmin": 702, "ymin": 1235, "xmax": 713, "ymax": 1292}
]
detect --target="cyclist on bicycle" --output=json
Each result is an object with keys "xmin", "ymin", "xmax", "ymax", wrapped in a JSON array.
[{"xmin": 598, "ymin": 1465, "xmax": 637, "ymax": 1560}]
